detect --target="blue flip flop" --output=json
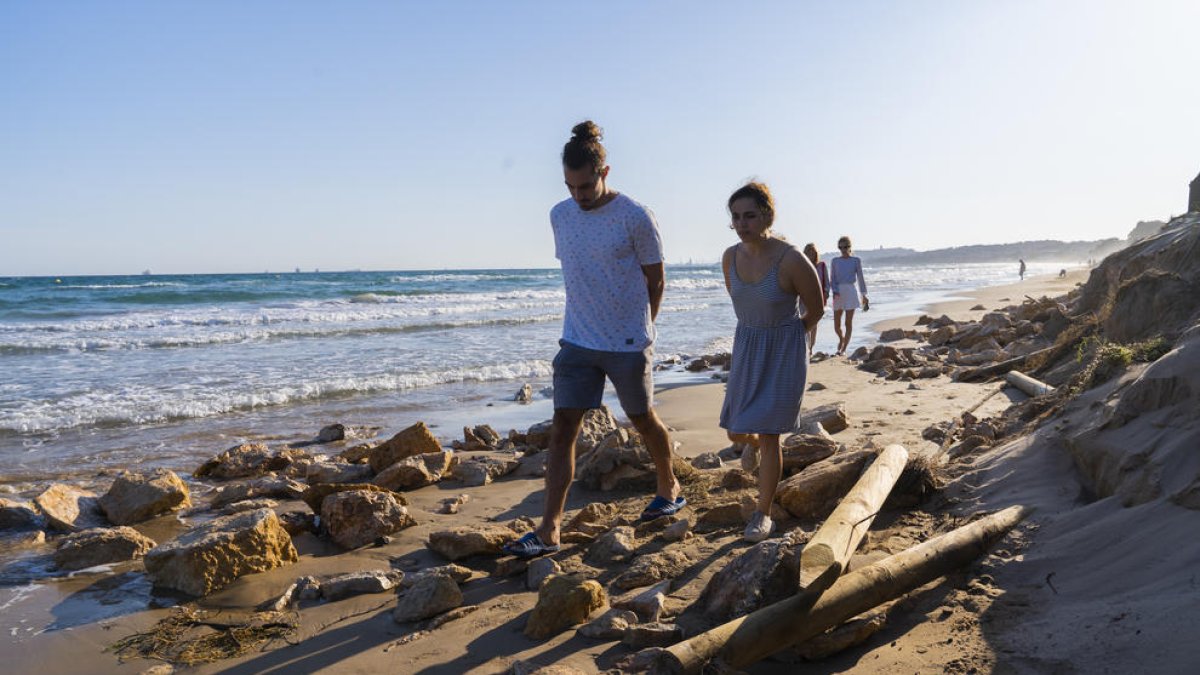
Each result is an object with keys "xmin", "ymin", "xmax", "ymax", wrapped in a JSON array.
[
  {"xmin": 502, "ymin": 532, "xmax": 561, "ymax": 559},
  {"xmin": 640, "ymin": 495, "xmax": 687, "ymax": 521}
]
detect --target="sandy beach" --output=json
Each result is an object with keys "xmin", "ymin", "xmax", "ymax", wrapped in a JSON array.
[{"xmin": 3, "ymin": 237, "xmax": 1199, "ymax": 675}]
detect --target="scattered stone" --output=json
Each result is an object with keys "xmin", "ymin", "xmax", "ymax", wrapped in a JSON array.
[
  {"xmin": 0, "ymin": 497, "xmax": 45, "ymax": 531},
  {"xmin": 374, "ymin": 451, "xmax": 451, "ymax": 490},
  {"xmin": 305, "ymin": 461, "xmax": 374, "ymax": 485},
  {"xmin": 526, "ymin": 557, "xmax": 561, "ymax": 590},
  {"xmin": 622, "ymin": 622, "xmax": 684, "ymax": 648},
  {"xmin": 794, "ymin": 403, "xmax": 849, "ymax": 434},
  {"xmin": 523, "ymin": 573, "xmax": 607, "ymax": 639},
  {"xmin": 316, "ymin": 424, "xmax": 346, "ymax": 443},
  {"xmin": 701, "ymin": 530, "xmax": 805, "ymax": 620},
  {"xmin": 427, "ymin": 525, "xmax": 518, "ymax": 561},
  {"xmin": 879, "ymin": 328, "xmax": 907, "ymax": 342},
  {"xmin": 662, "ymin": 518, "xmax": 691, "ymax": 542},
  {"xmin": 492, "ymin": 557, "xmax": 529, "ymax": 578},
  {"xmin": 613, "ymin": 580, "xmax": 671, "ymax": 622},
  {"xmin": 524, "ymin": 420, "xmax": 553, "ymax": 450},
  {"xmin": 98, "ymin": 469, "xmax": 191, "ymax": 525},
  {"xmin": 515, "ymin": 383, "xmax": 534, "ymax": 403},
  {"xmin": 721, "ymin": 469, "xmax": 757, "ymax": 490},
  {"xmin": 34, "ymin": 484, "xmax": 106, "ymax": 532},
  {"xmin": 277, "ymin": 510, "xmax": 316, "ymax": 536},
  {"xmin": 584, "ymin": 525, "xmax": 637, "ymax": 565},
  {"xmin": 401, "ymin": 563, "xmax": 473, "ymax": 587},
  {"xmin": 970, "ymin": 304, "xmax": 986, "ymax": 311},
  {"xmin": 144, "ymin": 508, "xmax": 297, "ymax": 596},
  {"xmin": 321, "ymin": 570, "xmax": 405, "ymax": 601},
  {"xmin": 613, "ymin": 648, "xmax": 667, "ymax": 673},
  {"xmin": 301, "ymin": 482, "xmax": 401, "ymax": 513},
  {"xmin": 696, "ymin": 502, "xmax": 745, "ymax": 529},
  {"xmin": 211, "ymin": 476, "xmax": 307, "ymax": 508},
  {"xmin": 368, "ymin": 422, "xmax": 443, "ymax": 473},
  {"xmin": 337, "ymin": 443, "xmax": 374, "ymax": 464},
  {"xmin": 808, "ymin": 381, "xmax": 827, "ymax": 391},
  {"xmin": 579, "ymin": 608, "xmax": 638, "ymax": 640},
  {"xmin": 613, "ymin": 550, "xmax": 693, "ymax": 590},
  {"xmin": 321, "ymin": 489, "xmax": 415, "ymax": 550},
  {"xmin": 690, "ymin": 452, "xmax": 723, "ymax": 469},
  {"xmin": 54, "ymin": 526, "xmax": 156, "ymax": 571},
  {"xmin": 450, "ymin": 455, "xmax": 519, "ymax": 487},
  {"xmin": 194, "ymin": 443, "xmax": 310, "ymax": 480},
  {"xmin": 218, "ymin": 498, "xmax": 278, "ymax": 516},
  {"xmin": 392, "ymin": 572, "xmax": 463, "ymax": 623},
  {"xmin": 437, "ymin": 493, "xmax": 471, "ymax": 515}
]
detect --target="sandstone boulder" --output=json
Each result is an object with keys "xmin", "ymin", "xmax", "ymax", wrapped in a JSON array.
[
  {"xmin": 526, "ymin": 557, "xmax": 562, "ymax": 591},
  {"xmin": 579, "ymin": 608, "xmax": 638, "ymax": 640},
  {"xmin": 321, "ymin": 489, "xmax": 415, "ymax": 550},
  {"xmin": 305, "ymin": 461, "xmax": 373, "ymax": 485},
  {"xmin": 427, "ymin": 525, "xmax": 518, "ymax": 561},
  {"xmin": 0, "ymin": 497, "xmax": 44, "ymax": 531},
  {"xmin": 301, "ymin": 482, "xmax": 402, "ymax": 513},
  {"xmin": 368, "ymin": 422, "xmax": 443, "ymax": 472},
  {"xmin": 701, "ymin": 529, "xmax": 804, "ymax": 620},
  {"xmin": 54, "ymin": 526, "xmax": 156, "ymax": 571},
  {"xmin": 794, "ymin": 403, "xmax": 849, "ymax": 434},
  {"xmin": 613, "ymin": 550, "xmax": 693, "ymax": 590},
  {"xmin": 450, "ymin": 455, "xmax": 519, "ymax": 487},
  {"xmin": 584, "ymin": 525, "xmax": 637, "ymax": 565},
  {"xmin": 392, "ymin": 572, "xmax": 463, "ymax": 623},
  {"xmin": 99, "ymin": 469, "xmax": 191, "ymax": 525},
  {"xmin": 523, "ymin": 574, "xmax": 607, "ymax": 639},
  {"xmin": 374, "ymin": 451, "xmax": 453, "ymax": 490},
  {"xmin": 144, "ymin": 508, "xmax": 297, "ymax": 596},
  {"xmin": 34, "ymin": 484, "xmax": 106, "ymax": 532},
  {"xmin": 210, "ymin": 476, "xmax": 306, "ymax": 508},
  {"xmin": 780, "ymin": 434, "xmax": 839, "ymax": 474},
  {"xmin": 194, "ymin": 443, "xmax": 310, "ymax": 480}
]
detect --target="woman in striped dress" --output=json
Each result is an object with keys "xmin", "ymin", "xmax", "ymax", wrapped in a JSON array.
[{"xmin": 720, "ymin": 183, "xmax": 825, "ymax": 542}]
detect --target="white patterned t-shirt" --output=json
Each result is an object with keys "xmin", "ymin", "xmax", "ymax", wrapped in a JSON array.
[{"xmin": 551, "ymin": 193, "xmax": 664, "ymax": 352}]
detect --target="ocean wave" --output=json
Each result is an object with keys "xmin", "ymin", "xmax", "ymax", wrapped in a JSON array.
[
  {"xmin": 57, "ymin": 282, "xmax": 188, "ymax": 290},
  {"xmin": 1, "ymin": 359, "xmax": 555, "ymax": 434}
]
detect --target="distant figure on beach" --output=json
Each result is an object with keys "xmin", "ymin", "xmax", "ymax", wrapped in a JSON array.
[
  {"xmin": 802, "ymin": 243, "xmax": 829, "ymax": 356},
  {"xmin": 830, "ymin": 236, "xmax": 868, "ymax": 356},
  {"xmin": 1019, "ymin": 258, "xmax": 1027, "ymax": 280},
  {"xmin": 1060, "ymin": 268, "xmax": 1067, "ymax": 278},
  {"xmin": 721, "ymin": 183, "xmax": 825, "ymax": 542},
  {"xmin": 504, "ymin": 121, "xmax": 683, "ymax": 558}
]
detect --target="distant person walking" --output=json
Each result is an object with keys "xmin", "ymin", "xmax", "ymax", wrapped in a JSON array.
[
  {"xmin": 802, "ymin": 243, "xmax": 829, "ymax": 356},
  {"xmin": 504, "ymin": 121, "xmax": 684, "ymax": 558},
  {"xmin": 720, "ymin": 183, "xmax": 824, "ymax": 542},
  {"xmin": 830, "ymin": 236, "xmax": 868, "ymax": 356},
  {"xmin": 1019, "ymin": 258, "xmax": 1027, "ymax": 280}
]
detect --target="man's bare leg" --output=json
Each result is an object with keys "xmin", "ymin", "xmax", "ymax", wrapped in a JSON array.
[
  {"xmin": 534, "ymin": 407, "xmax": 586, "ymax": 546},
  {"xmin": 628, "ymin": 409, "xmax": 682, "ymax": 502}
]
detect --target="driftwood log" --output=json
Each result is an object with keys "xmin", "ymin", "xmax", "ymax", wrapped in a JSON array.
[
  {"xmin": 655, "ymin": 505, "xmax": 1031, "ymax": 674},
  {"xmin": 799, "ymin": 444, "xmax": 909, "ymax": 589},
  {"xmin": 956, "ymin": 346, "xmax": 1054, "ymax": 382},
  {"xmin": 1005, "ymin": 370, "xmax": 1056, "ymax": 397}
]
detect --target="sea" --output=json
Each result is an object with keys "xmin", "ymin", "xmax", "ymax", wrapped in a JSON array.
[{"xmin": 0, "ymin": 261, "xmax": 1070, "ymax": 494}]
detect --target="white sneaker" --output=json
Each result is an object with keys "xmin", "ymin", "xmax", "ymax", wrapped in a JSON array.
[
  {"xmin": 739, "ymin": 443, "xmax": 759, "ymax": 473},
  {"xmin": 743, "ymin": 511, "xmax": 774, "ymax": 543}
]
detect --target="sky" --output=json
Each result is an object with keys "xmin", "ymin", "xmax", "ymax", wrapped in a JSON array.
[{"xmin": 2, "ymin": 0, "xmax": 1199, "ymax": 276}]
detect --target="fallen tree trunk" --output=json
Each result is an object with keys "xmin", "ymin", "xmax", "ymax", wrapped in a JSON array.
[
  {"xmin": 1005, "ymin": 370, "xmax": 1055, "ymax": 397},
  {"xmin": 655, "ymin": 505, "xmax": 1031, "ymax": 674},
  {"xmin": 799, "ymin": 444, "xmax": 908, "ymax": 589},
  {"xmin": 956, "ymin": 347, "xmax": 1053, "ymax": 382}
]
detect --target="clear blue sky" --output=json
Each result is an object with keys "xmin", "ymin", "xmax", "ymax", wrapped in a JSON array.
[{"xmin": 3, "ymin": 0, "xmax": 1198, "ymax": 276}]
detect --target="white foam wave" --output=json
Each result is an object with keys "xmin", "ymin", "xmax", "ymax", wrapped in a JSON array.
[{"xmin": 57, "ymin": 282, "xmax": 187, "ymax": 290}]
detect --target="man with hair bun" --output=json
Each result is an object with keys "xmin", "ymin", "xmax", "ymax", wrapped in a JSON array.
[{"xmin": 504, "ymin": 120, "xmax": 685, "ymax": 558}]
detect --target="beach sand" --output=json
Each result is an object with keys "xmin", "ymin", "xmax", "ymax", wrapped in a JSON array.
[{"xmin": 6, "ymin": 267, "xmax": 1199, "ymax": 674}]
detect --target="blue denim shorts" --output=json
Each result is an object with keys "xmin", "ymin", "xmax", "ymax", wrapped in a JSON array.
[{"xmin": 552, "ymin": 340, "xmax": 654, "ymax": 415}]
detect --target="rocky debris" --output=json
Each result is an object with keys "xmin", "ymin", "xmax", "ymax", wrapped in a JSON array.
[
  {"xmin": 392, "ymin": 571, "xmax": 463, "ymax": 623},
  {"xmin": 523, "ymin": 573, "xmax": 607, "ymax": 639},
  {"xmin": 218, "ymin": 498, "xmax": 278, "ymax": 515},
  {"xmin": 613, "ymin": 549, "xmax": 693, "ymax": 590},
  {"xmin": 781, "ymin": 434, "xmax": 839, "ymax": 474},
  {"xmin": 564, "ymin": 502, "xmax": 621, "ymax": 538},
  {"xmin": 337, "ymin": 443, "xmax": 374, "ymax": 464},
  {"xmin": 524, "ymin": 420, "xmax": 553, "ymax": 450},
  {"xmin": 684, "ymin": 352, "xmax": 731, "ymax": 372},
  {"xmin": 0, "ymin": 497, "xmax": 45, "ymax": 531},
  {"xmin": 305, "ymin": 461, "xmax": 373, "ymax": 485},
  {"xmin": 374, "ymin": 451, "xmax": 454, "ymax": 490},
  {"xmin": 436, "ymin": 493, "xmax": 471, "ymax": 515},
  {"xmin": 368, "ymin": 422, "xmax": 443, "ymax": 473},
  {"xmin": 622, "ymin": 622, "xmax": 684, "ymax": 648},
  {"xmin": 662, "ymin": 518, "xmax": 691, "ymax": 542},
  {"xmin": 454, "ymin": 424, "xmax": 503, "ymax": 451},
  {"xmin": 690, "ymin": 452, "xmax": 723, "ymax": 469},
  {"xmin": 492, "ymin": 557, "xmax": 528, "ymax": 578},
  {"xmin": 321, "ymin": 489, "xmax": 415, "ymax": 550},
  {"xmin": 316, "ymin": 423, "xmax": 345, "ymax": 443},
  {"xmin": 515, "ymin": 383, "xmax": 534, "ymax": 403},
  {"xmin": 795, "ymin": 403, "xmax": 849, "ymax": 434},
  {"xmin": 721, "ymin": 468, "xmax": 757, "ymax": 490},
  {"xmin": 34, "ymin": 484, "xmax": 106, "ymax": 532},
  {"xmin": 301, "ymin": 482, "xmax": 402, "ymax": 513},
  {"xmin": 211, "ymin": 476, "xmax": 306, "ymax": 508},
  {"xmin": 696, "ymin": 502, "xmax": 745, "ymax": 530},
  {"xmin": 576, "ymin": 428, "xmax": 697, "ymax": 492},
  {"xmin": 577, "ymin": 406, "xmax": 621, "ymax": 453},
  {"xmin": 526, "ymin": 557, "xmax": 561, "ymax": 590},
  {"xmin": 318, "ymin": 570, "xmax": 405, "ymax": 601},
  {"xmin": 277, "ymin": 510, "xmax": 316, "ymax": 536},
  {"xmin": 401, "ymin": 563, "xmax": 474, "ymax": 587},
  {"xmin": 427, "ymin": 525, "xmax": 518, "ymax": 561},
  {"xmin": 612, "ymin": 580, "xmax": 670, "ymax": 622},
  {"xmin": 98, "ymin": 469, "xmax": 191, "ymax": 525},
  {"xmin": 579, "ymin": 608, "xmax": 638, "ymax": 639},
  {"xmin": 450, "ymin": 454, "xmax": 519, "ymax": 487},
  {"xmin": 584, "ymin": 525, "xmax": 638, "ymax": 565},
  {"xmin": 701, "ymin": 529, "xmax": 805, "ymax": 620},
  {"xmin": 879, "ymin": 328, "xmax": 907, "ymax": 342},
  {"xmin": 144, "ymin": 508, "xmax": 297, "ymax": 596},
  {"xmin": 53, "ymin": 526, "xmax": 157, "ymax": 571},
  {"xmin": 776, "ymin": 449, "xmax": 874, "ymax": 520},
  {"xmin": 194, "ymin": 443, "xmax": 311, "ymax": 480}
]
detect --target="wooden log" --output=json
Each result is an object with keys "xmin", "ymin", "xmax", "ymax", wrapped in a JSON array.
[
  {"xmin": 1005, "ymin": 370, "xmax": 1055, "ymax": 397},
  {"xmin": 956, "ymin": 346, "xmax": 1053, "ymax": 382},
  {"xmin": 655, "ymin": 505, "xmax": 1031, "ymax": 674},
  {"xmin": 798, "ymin": 444, "xmax": 908, "ymax": 589}
]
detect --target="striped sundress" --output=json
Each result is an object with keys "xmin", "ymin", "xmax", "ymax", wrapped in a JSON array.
[{"xmin": 719, "ymin": 247, "xmax": 808, "ymax": 434}]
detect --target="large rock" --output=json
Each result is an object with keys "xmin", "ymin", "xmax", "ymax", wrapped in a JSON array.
[
  {"xmin": 194, "ymin": 443, "xmax": 310, "ymax": 480},
  {"xmin": 320, "ymin": 570, "xmax": 405, "ymax": 601},
  {"xmin": 99, "ymin": 469, "xmax": 191, "ymax": 525},
  {"xmin": 524, "ymin": 574, "xmax": 607, "ymax": 639},
  {"xmin": 34, "ymin": 484, "xmax": 106, "ymax": 532},
  {"xmin": 392, "ymin": 572, "xmax": 463, "ymax": 623},
  {"xmin": 794, "ymin": 403, "xmax": 849, "ymax": 434},
  {"xmin": 577, "ymin": 406, "xmax": 620, "ymax": 452},
  {"xmin": 0, "ymin": 497, "xmax": 44, "ymax": 531},
  {"xmin": 210, "ymin": 476, "xmax": 306, "ymax": 508},
  {"xmin": 613, "ymin": 549, "xmax": 693, "ymax": 590},
  {"xmin": 700, "ymin": 530, "xmax": 804, "ymax": 620},
  {"xmin": 780, "ymin": 434, "xmax": 839, "ymax": 474},
  {"xmin": 301, "ymin": 482, "xmax": 401, "ymax": 513},
  {"xmin": 584, "ymin": 525, "xmax": 637, "ymax": 565},
  {"xmin": 144, "ymin": 508, "xmax": 298, "ymax": 596},
  {"xmin": 321, "ymin": 489, "xmax": 416, "ymax": 550},
  {"xmin": 368, "ymin": 422, "xmax": 443, "ymax": 472},
  {"xmin": 54, "ymin": 526, "xmax": 156, "ymax": 571},
  {"xmin": 776, "ymin": 450, "xmax": 873, "ymax": 520},
  {"xmin": 449, "ymin": 454, "xmax": 519, "ymax": 487},
  {"xmin": 426, "ymin": 525, "xmax": 517, "ymax": 561},
  {"xmin": 305, "ymin": 461, "xmax": 374, "ymax": 485}
]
